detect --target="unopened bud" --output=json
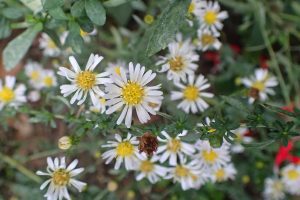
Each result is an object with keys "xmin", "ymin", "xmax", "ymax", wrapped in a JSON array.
[{"xmin": 58, "ymin": 136, "xmax": 72, "ymax": 150}]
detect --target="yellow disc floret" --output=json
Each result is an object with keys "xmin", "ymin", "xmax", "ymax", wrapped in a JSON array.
[
  {"xmin": 169, "ymin": 57, "xmax": 184, "ymax": 72},
  {"xmin": 122, "ymin": 82, "xmax": 144, "ymax": 105},
  {"xmin": 204, "ymin": 11, "xmax": 217, "ymax": 25},
  {"xmin": 76, "ymin": 71, "xmax": 96, "ymax": 91},
  {"xmin": 202, "ymin": 150, "xmax": 218, "ymax": 164},
  {"xmin": 140, "ymin": 160, "xmax": 154, "ymax": 173},
  {"xmin": 0, "ymin": 87, "xmax": 15, "ymax": 103},
  {"xmin": 167, "ymin": 139, "xmax": 181, "ymax": 152},
  {"xmin": 183, "ymin": 85, "xmax": 199, "ymax": 101},
  {"xmin": 201, "ymin": 34, "xmax": 215, "ymax": 46},
  {"xmin": 116, "ymin": 141, "xmax": 134, "ymax": 157},
  {"xmin": 52, "ymin": 169, "xmax": 70, "ymax": 186}
]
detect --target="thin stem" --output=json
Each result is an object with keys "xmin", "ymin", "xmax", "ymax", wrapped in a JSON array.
[
  {"xmin": 260, "ymin": 26, "xmax": 290, "ymax": 104},
  {"xmin": 0, "ymin": 152, "xmax": 42, "ymax": 183}
]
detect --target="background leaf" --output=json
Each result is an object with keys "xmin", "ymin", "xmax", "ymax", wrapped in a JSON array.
[
  {"xmin": 85, "ymin": 0, "xmax": 106, "ymax": 26},
  {"xmin": 143, "ymin": 0, "xmax": 191, "ymax": 57},
  {"xmin": 42, "ymin": 0, "xmax": 64, "ymax": 10},
  {"xmin": 0, "ymin": 18, "xmax": 11, "ymax": 39},
  {"xmin": 3, "ymin": 23, "xmax": 43, "ymax": 70}
]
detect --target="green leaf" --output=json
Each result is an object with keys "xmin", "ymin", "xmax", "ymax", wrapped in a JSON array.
[
  {"xmin": 85, "ymin": 0, "xmax": 106, "ymax": 26},
  {"xmin": 3, "ymin": 23, "xmax": 42, "ymax": 70},
  {"xmin": 0, "ymin": 18, "xmax": 11, "ymax": 39},
  {"xmin": 66, "ymin": 21, "xmax": 84, "ymax": 54},
  {"xmin": 77, "ymin": 17, "xmax": 94, "ymax": 33},
  {"xmin": 48, "ymin": 7, "xmax": 68, "ymax": 20},
  {"xmin": 42, "ymin": 0, "xmax": 64, "ymax": 10},
  {"xmin": 243, "ymin": 140, "xmax": 275, "ymax": 149},
  {"xmin": 71, "ymin": 0, "xmax": 85, "ymax": 17},
  {"xmin": 20, "ymin": 0, "xmax": 43, "ymax": 13},
  {"xmin": 2, "ymin": 7, "xmax": 23, "ymax": 19},
  {"xmin": 143, "ymin": 0, "xmax": 190, "ymax": 57},
  {"xmin": 103, "ymin": 0, "xmax": 130, "ymax": 7}
]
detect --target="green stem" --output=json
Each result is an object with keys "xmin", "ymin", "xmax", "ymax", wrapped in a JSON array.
[
  {"xmin": 0, "ymin": 152, "xmax": 42, "ymax": 183},
  {"xmin": 260, "ymin": 26, "xmax": 290, "ymax": 104},
  {"xmin": 10, "ymin": 22, "xmax": 30, "ymax": 29}
]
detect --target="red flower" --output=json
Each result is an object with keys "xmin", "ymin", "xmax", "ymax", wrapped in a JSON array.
[
  {"xmin": 259, "ymin": 55, "xmax": 269, "ymax": 69},
  {"xmin": 230, "ymin": 44, "xmax": 241, "ymax": 54},
  {"xmin": 281, "ymin": 103, "xmax": 295, "ymax": 113},
  {"xmin": 275, "ymin": 141, "xmax": 300, "ymax": 167},
  {"xmin": 203, "ymin": 51, "xmax": 220, "ymax": 66}
]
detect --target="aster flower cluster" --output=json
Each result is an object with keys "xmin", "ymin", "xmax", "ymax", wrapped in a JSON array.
[
  {"xmin": 263, "ymin": 164, "xmax": 300, "ymax": 200},
  {"xmin": 101, "ymin": 131, "xmax": 236, "ymax": 190}
]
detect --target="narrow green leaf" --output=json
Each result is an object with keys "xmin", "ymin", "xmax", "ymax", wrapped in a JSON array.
[
  {"xmin": 71, "ymin": 0, "xmax": 85, "ymax": 17},
  {"xmin": 261, "ymin": 103, "xmax": 298, "ymax": 118},
  {"xmin": 66, "ymin": 21, "xmax": 84, "ymax": 54},
  {"xmin": 85, "ymin": 0, "xmax": 106, "ymax": 26},
  {"xmin": 42, "ymin": 0, "xmax": 64, "ymax": 10},
  {"xmin": 143, "ymin": 0, "xmax": 190, "ymax": 57},
  {"xmin": 243, "ymin": 140, "xmax": 275, "ymax": 149},
  {"xmin": 3, "ymin": 23, "xmax": 42, "ymax": 70}
]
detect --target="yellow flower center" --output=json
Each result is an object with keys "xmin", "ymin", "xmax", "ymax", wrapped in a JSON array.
[
  {"xmin": 204, "ymin": 11, "xmax": 217, "ymax": 25},
  {"xmin": 202, "ymin": 150, "xmax": 218, "ymax": 164},
  {"xmin": 167, "ymin": 139, "xmax": 181, "ymax": 152},
  {"xmin": 116, "ymin": 141, "xmax": 134, "ymax": 157},
  {"xmin": 43, "ymin": 76, "xmax": 53, "ymax": 87},
  {"xmin": 144, "ymin": 14, "xmax": 154, "ymax": 25},
  {"xmin": 215, "ymin": 168, "xmax": 225, "ymax": 181},
  {"xmin": 30, "ymin": 71, "xmax": 40, "ymax": 80},
  {"xmin": 52, "ymin": 169, "xmax": 70, "ymax": 186},
  {"xmin": 140, "ymin": 160, "xmax": 154, "ymax": 173},
  {"xmin": 47, "ymin": 39, "xmax": 57, "ymax": 49},
  {"xmin": 0, "ymin": 87, "xmax": 15, "ymax": 103},
  {"xmin": 188, "ymin": 2, "xmax": 195, "ymax": 14},
  {"xmin": 252, "ymin": 81, "xmax": 265, "ymax": 91},
  {"xmin": 287, "ymin": 169, "xmax": 299, "ymax": 180},
  {"xmin": 175, "ymin": 165, "xmax": 189, "ymax": 177},
  {"xmin": 169, "ymin": 56, "xmax": 184, "ymax": 72},
  {"xmin": 201, "ymin": 34, "xmax": 215, "ymax": 46},
  {"xmin": 122, "ymin": 82, "xmax": 144, "ymax": 105},
  {"xmin": 183, "ymin": 85, "xmax": 199, "ymax": 101},
  {"xmin": 76, "ymin": 71, "xmax": 96, "ymax": 91},
  {"xmin": 80, "ymin": 29, "xmax": 89, "ymax": 37}
]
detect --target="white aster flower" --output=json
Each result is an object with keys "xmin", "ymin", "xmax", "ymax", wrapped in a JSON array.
[
  {"xmin": 105, "ymin": 62, "xmax": 163, "ymax": 128},
  {"xmin": 101, "ymin": 133, "xmax": 141, "ymax": 170},
  {"xmin": 41, "ymin": 69, "xmax": 57, "ymax": 88},
  {"xmin": 197, "ymin": 29, "xmax": 221, "ymax": 51},
  {"xmin": 242, "ymin": 69, "xmax": 278, "ymax": 104},
  {"xmin": 0, "ymin": 76, "xmax": 26, "ymax": 110},
  {"xmin": 134, "ymin": 155, "xmax": 168, "ymax": 184},
  {"xmin": 263, "ymin": 177, "xmax": 285, "ymax": 200},
  {"xmin": 36, "ymin": 157, "xmax": 86, "ymax": 200},
  {"xmin": 165, "ymin": 159, "xmax": 207, "ymax": 190},
  {"xmin": 89, "ymin": 96, "xmax": 106, "ymax": 114},
  {"xmin": 171, "ymin": 75, "xmax": 214, "ymax": 113},
  {"xmin": 194, "ymin": 139, "xmax": 231, "ymax": 169},
  {"xmin": 156, "ymin": 40, "xmax": 199, "ymax": 83},
  {"xmin": 156, "ymin": 130, "xmax": 195, "ymax": 166},
  {"xmin": 25, "ymin": 61, "xmax": 44, "ymax": 89},
  {"xmin": 57, "ymin": 53, "xmax": 112, "ymax": 105},
  {"xmin": 39, "ymin": 33, "xmax": 62, "ymax": 57},
  {"xmin": 199, "ymin": 1, "xmax": 228, "ymax": 34},
  {"xmin": 106, "ymin": 60, "xmax": 127, "ymax": 76},
  {"xmin": 210, "ymin": 163, "xmax": 236, "ymax": 183},
  {"xmin": 231, "ymin": 127, "xmax": 253, "ymax": 153},
  {"xmin": 281, "ymin": 164, "xmax": 300, "ymax": 195}
]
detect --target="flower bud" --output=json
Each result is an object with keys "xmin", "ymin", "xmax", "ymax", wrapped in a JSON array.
[
  {"xmin": 58, "ymin": 136, "xmax": 72, "ymax": 150},
  {"xmin": 107, "ymin": 180, "xmax": 118, "ymax": 192}
]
